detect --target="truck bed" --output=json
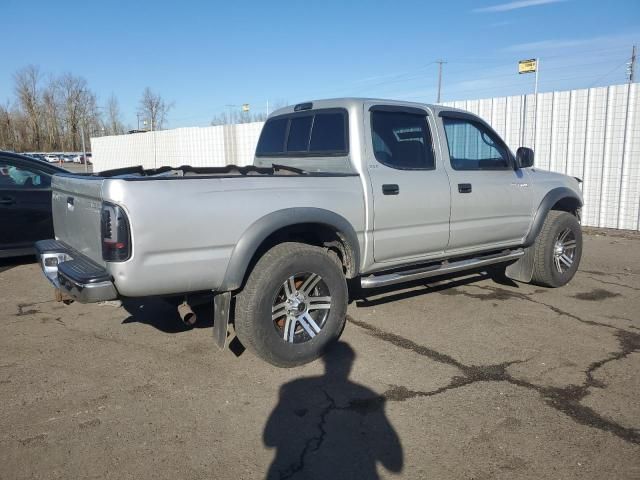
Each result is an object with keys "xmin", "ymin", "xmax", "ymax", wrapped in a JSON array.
[
  {"xmin": 93, "ymin": 163, "xmax": 309, "ymax": 178},
  {"xmin": 50, "ymin": 165, "xmax": 364, "ymax": 297}
]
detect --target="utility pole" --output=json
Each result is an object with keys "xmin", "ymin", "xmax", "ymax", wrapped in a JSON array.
[
  {"xmin": 628, "ymin": 45, "xmax": 636, "ymax": 83},
  {"xmin": 80, "ymin": 123, "xmax": 87, "ymax": 173},
  {"xmin": 436, "ymin": 59, "xmax": 447, "ymax": 103},
  {"xmin": 534, "ymin": 58, "xmax": 540, "ymax": 95},
  {"xmin": 136, "ymin": 113, "xmax": 142, "ymax": 130}
]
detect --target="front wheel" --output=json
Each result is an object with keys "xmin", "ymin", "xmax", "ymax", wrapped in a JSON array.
[
  {"xmin": 531, "ymin": 210, "xmax": 582, "ymax": 287},
  {"xmin": 234, "ymin": 242, "xmax": 348, "ymax": 367}
]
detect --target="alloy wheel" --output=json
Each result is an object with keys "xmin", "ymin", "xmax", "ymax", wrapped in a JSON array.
[
  {"xmin": 553, "ymin": 228, "xmax": 577, "ymax": 273},
  {"xmin": 271, "ymin": 272, "xmax": 332, "ymax": 343}
]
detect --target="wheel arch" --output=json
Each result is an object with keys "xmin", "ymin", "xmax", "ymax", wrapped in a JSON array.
[
  {"xmin": 220, "ymin": 208, "xmax": 361, "ymax": 291},
  {"xmin": 523, "ymin": 187, "xmax": 583, "ymax": 247}
]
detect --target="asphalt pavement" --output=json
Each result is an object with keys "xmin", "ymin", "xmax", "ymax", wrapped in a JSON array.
[{"xmin": 0, "ymin": 230, "xmax": 638, "ymax": 479}]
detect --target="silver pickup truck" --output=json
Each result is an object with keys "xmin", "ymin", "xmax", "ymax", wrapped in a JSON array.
[{"xmin": 35, "ymin": 98, "xmax": 583, "ymax": 367}]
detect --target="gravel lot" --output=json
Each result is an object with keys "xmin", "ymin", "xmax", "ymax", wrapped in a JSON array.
[{"xmin": 0, "ymin": 231, "xmax": 638, "ymax": 479}]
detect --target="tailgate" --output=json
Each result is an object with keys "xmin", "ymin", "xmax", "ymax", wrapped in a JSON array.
[{"xmin": 51, "ymin": 175, "xmax": 105, "ymax": 266}]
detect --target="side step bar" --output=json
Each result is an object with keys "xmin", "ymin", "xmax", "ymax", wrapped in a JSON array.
[{"xmin": 360, "ymin": 249, "xmax": 524, "ymax": 289}]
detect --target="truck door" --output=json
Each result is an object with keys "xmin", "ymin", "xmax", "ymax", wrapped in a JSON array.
[
  {"xmin": 438, "ymin": 112, "xmax": 533, "ymax": 251},
  {"xmin": 365, "ymin": 104, "xmax": 451, "ymax": 263}
]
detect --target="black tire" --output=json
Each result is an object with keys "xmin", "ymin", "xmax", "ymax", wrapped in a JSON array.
[
  {"xmin": 234, "ymin": 242, "xmax": 348, "ymax": 367},
  {"xmin": 531, "ymin": 210, "xmax": 582, "ymax": 287}
]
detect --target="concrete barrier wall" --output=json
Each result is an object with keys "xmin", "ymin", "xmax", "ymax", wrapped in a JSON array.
[{"xmin": 91, "ymin": 83, "xmax": 640, "ymax": 230}]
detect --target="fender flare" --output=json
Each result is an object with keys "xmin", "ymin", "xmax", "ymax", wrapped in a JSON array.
[
  {"xmin": 523, "ymin": 187, "xmax": 583, "ymax": 247},
  {"xmin": 219, "ymin": 207, "xmax": 361, "ymax": 291}
]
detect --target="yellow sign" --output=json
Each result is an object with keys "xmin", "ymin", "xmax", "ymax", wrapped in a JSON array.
[
  {"xmin": 519, "ymin": 59, "xmax": 537, "ymax": 74},
  {"xmin": 242, "ymin": 104, "xmax": 250, "ymax": 112}
]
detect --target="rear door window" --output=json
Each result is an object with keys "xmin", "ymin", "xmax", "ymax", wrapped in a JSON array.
[{"xmin": 370, "ymin": 110, "xmax": 435, "ymax": 170}]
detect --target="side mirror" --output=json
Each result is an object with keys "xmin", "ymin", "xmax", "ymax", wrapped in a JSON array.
[{"xmin": 515, "ymin": 147, "xmax": 534, "ymax": 169}]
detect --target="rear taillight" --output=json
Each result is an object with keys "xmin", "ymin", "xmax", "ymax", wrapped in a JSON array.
[{"xmin": 101, "ymin": 202, "xmax": 131, "ymax": 261}]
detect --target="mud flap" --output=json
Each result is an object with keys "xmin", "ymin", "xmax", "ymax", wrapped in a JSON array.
[
  {"xmin": 213, "ymin": 291, "xmax": 233, "ymax": 349},
  {"xmin": 505, "ymin": 245, "xmax": 535, "ymax": 283}
]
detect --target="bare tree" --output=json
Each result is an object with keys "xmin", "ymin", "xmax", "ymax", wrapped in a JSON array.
[
  {"xmin": 14, "ymin": 65, "xmax": 43, "ymax": 150},
  {"xmin": 0, "ymin": 66, "xmax": 112, "ymax": 152},
  {"xmin": 138, "ymin": 87, "xmax": 172, "ymax": 130},
  {"xmin": 41, "ymin": 82, "xmax": 61, "ymax": 151},
  {"xmin": 57, "ymin": 73, "xmax": 98, "ymax": 150},
  {"xmin": 9, "ymin": 106, "xmax": 29, "ymax": 152},
  {"xmin": 0, "ymin": 102, "xmax": 16, "ymax": 151},
  {"xmin": 210, "ymin": 112, "xmax": 230, "ymax": 126},
  {"xmin": 106, "ymin": 94, "xmax": 125, "ymax": 135}
]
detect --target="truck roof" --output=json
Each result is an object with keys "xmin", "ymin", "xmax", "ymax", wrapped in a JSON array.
[{"xmin": 268, "ymin": 97, "xmax": 465, "ymax": 118}]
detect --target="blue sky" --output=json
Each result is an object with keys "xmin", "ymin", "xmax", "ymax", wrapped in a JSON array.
[{"xmin": 1, "ymin": 0, "xmax": 638, "ymax": 128}]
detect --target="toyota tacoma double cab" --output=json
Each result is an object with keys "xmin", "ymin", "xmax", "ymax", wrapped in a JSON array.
[{"xmin": 35, "ymin": 98, "xmax": 583, "ymax": 367}]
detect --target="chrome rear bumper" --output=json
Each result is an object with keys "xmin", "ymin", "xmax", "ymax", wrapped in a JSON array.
[{"xmin": 35, "ymin": 239, "xmax": 118, "ymax": 303}]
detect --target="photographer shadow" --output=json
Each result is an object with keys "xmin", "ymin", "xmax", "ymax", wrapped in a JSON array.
[{"xmin": 263, "ymin": 342, "xmax": 402, "ymax": 480}]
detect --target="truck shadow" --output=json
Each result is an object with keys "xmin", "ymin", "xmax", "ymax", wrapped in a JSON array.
[
  {"xmin": 118, "ymin": 269, "xmax": 519, "ymax": 334},
  {"xmin": 120, "ymin": 297, "xmax": 213, "ymax": 333},
  {"xmin": 0, "ymin": 255, "xmax": 36, "ymax": 274}
]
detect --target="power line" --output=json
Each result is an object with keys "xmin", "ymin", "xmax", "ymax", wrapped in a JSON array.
[
  {"xmin": 410, "ymin": 68, "xmax": 633, "ymax": 103},
  {"xmin": 444, "ymin": 57, "xmax": 628, "ymax": 82},
  {"xmin": 588, "ymin": 59, "xmax": 631, "ymax": 88},
  {"xmin": 369, "ymin": 56, "xmax": 630, "ymax": 98},
  {"xmin": 291, "ymin": 47, "xmax": 632, "ymax": 102},
  {"xmin": 170, "ymin": 46, "xmax": 635, "ymax": 127}
]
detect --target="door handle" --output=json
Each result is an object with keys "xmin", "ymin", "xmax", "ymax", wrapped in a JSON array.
[
  {"xmin": 382, "ymin": 184, "xmax": 400, "ymax": 195},
  {"xmin": 0, "ymin": 197, "xmax": 15, "ymax": 206},
  {"xmin": 458, "ymin": 183, "xmax": 472, "ymax": 194}
]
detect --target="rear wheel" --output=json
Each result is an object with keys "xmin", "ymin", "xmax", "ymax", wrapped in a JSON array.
[
  {"xmin": 234, "ymin": 242, "xmax": 348, "ymax": 367},
  {"xmin": 531, "ymin": 210, "xmax": 582, "ymax": 287}
]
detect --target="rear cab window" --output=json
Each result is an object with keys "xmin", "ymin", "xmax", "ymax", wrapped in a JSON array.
[{"xmin": 256, "ymin": 108, "xmax": 348, "ymax": 157}]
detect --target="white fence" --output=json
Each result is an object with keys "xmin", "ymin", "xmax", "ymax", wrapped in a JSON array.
[
  {"xmin": 91, "ymin": 83, "xmax": 640, "ymax": 230},
  {"xmin": 442, "ymin": 83, "xmax": 640, "ymax": 231},
  {"xmin": 91, "ymin": 122, "xmax": 264, "ymax": 171}
]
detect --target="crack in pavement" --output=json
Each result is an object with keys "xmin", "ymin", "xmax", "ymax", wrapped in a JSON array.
[
  {"xmin": 279, "ymin": 383, "xmax": 409, "ymax": 479},
  {"xmin": 583, "ymin": 330, "xmax": 640, "ymax": 387},
  {"xmin": 580, "ymin": 269, "xmax": 638, "ymax": 280},
  {"xmin": 277, "ymin": 390, "xmax": 340, "ymax": 480},
  {"xmin": 445, "ymin": 284, "xmax": 631, "ymax": 331},
  {"xmin": 585, "ymin": 276, "xmax": 640, "ymax": 292},
  {"xmin": 347, "ymin": 316, "xmax": 640, "ymax": 445}
]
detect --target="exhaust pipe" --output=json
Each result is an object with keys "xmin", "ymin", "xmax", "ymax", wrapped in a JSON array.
[
  {"xmin": 54, "ymin": 288, "xmax": 74, "ymax": 305},
  {"xmin": 178, "ymin": 301, "xmax": 197, "ymax": 326}
]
